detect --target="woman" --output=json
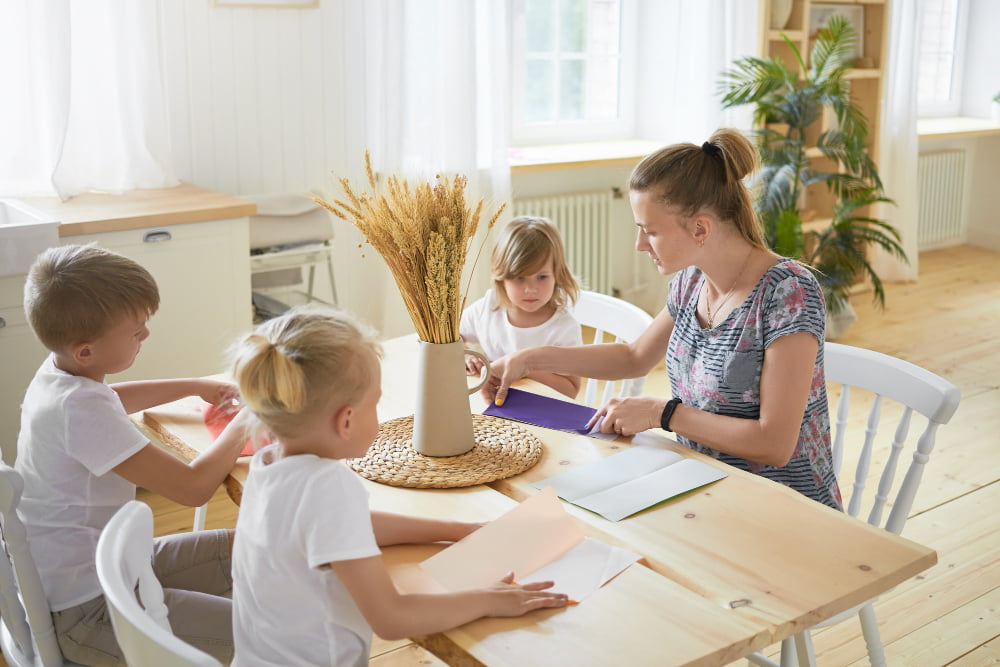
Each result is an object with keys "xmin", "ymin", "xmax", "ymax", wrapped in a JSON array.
[{"xmin": 484, "ymin": 128, "xmax": 841, "ymax": 509}]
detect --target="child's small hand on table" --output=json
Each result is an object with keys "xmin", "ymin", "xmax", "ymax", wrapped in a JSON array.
[
  {"xmin": 486, "ymin": 571, "xmax": 568, "ymax": 616},
  {"xmin": 465, "ymin": 353, "xmax": 485, "ymax": 377},
  {"xmin": 196, "ymin": 380, "xmax": 241, "ymax": 412}
]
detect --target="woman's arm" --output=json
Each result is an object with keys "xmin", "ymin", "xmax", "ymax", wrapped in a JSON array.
[
  {"xmin": 525, "ymin": 370, "xmax": 581, "ymax": 399},
  {"xmin": 112, "ymin": 407, "xmax": 253, "ymax": 506},
  {"xmin": 484, "ymin": 306, "xmax": 675, "ymax": 405},
  {"xmin": 111, "ymin": 378, "xmax": 238, "ymax": 414},
  {"xmin": 371, "ymin": 511, "xmax": 482, "ymax": 546},
  {"xmin": 332, "ymin": 556, "xmax": 566, "ymax": 641},
  {"xmin": 595, "ymin": 332, "xmax": 818, "ymax": 466}
]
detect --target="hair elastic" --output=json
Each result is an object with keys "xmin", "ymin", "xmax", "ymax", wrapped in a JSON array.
[{"xmin": 702, "ymin": 141, "xmax": 721, "ymax": 158}]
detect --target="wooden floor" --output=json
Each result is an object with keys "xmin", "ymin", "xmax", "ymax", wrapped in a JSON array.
[{"xmin": 139, "ymin": 244, "xmax": 1000, "ymax": 666}]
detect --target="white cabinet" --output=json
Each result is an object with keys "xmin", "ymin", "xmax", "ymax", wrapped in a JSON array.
[
  {"xmin": 0, "ymin": 217, "xmax": 251, "ymax": 464},
  {"xmin": 66, "ymin": 218, "xmax": 252, "ymax": 382}
]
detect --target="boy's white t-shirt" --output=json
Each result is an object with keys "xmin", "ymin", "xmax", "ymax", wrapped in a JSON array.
[
  {"xmin": 15, "ymin": 355, "xmax": 149, "ymax": 611},
  {"xmin": 460, "ymin": 288, "xmax": 582, "ymax": 361},
  {"xmin": 232, "ymin": 446, "xmax": 380, "ymax": 667}
]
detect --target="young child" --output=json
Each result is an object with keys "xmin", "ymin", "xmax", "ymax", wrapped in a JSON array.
[
  {"xmin": 229, "ymin": 306, "xmax": 567, "ymax": 666},
  {"xmin": 17, "ymin": 244, "xmax": 252, "ymax": 665},
  {"xmin": 460, "ymin": 215, "xmax": 583, "ymax": 398}
]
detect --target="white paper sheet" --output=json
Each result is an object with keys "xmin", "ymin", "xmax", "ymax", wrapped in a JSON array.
[{"xmin": 532, "ymin": 444, "xmax": 727, "ymax": 521}]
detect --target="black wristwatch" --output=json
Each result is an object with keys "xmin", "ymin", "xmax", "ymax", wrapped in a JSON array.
[{"xmin": 660, "ymin": 398, "xmax": 682, "ymax": 432}]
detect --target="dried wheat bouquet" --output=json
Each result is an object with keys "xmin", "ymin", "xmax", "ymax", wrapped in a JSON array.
[{"xmin": 314, "ymin": 153, "xmax": 505, "ymax": 343}]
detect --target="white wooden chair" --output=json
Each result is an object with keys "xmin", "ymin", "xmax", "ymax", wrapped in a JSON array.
[
  {"xmin": 747, "ymin": 342, "xmax": 961, "ymax": 667},
  {"xmin": 571, "ymin": 290, "xmax": 654, "ymax": 406},
  {"xmin": 0, "ymin": 462, "xmax": 83, "ymax": 666},
  {"xmin": 95, "ymin": 501, "xmax": 222, "ymax": 667}
]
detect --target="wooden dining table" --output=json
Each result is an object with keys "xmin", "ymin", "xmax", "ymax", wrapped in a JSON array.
[{"xmin": 136, "ymin": 334, "xmax": 937, "ymax": 667}]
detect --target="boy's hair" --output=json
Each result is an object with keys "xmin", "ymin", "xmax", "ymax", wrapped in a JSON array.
[
  {"xmin": 231, "ymin": 306, "xmax": 382, "ymax": 440},
  {"xmin": 24, "ymin": 244, "xmax": 160, "ymax": 352},
  {"xmin": 629, "ymin": 127, "xmax": 768, "ymax": 251},
  {"xmin": 490, "ymin": 216, "xmax": 580, "ymax": 311}
]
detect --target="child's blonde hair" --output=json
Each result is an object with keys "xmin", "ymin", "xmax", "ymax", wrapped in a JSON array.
[
  {"xmin": 629, "ymin": 128, "xmax": 768, "ymax": 251},
  {"xmin": 24, "ymin": 244, "xmax": 160, "ymax": 352},
  {"xmin": 490, "ymin": 216, "xmax": 579, "ymax": 311},
  {"xmin": 231, "ymin": 307, "xmax": 382, "ymax": 440}
]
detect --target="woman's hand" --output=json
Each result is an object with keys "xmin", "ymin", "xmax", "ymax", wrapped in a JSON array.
[
  {"xmin": 587, "ymin": 396, "xmax": 667, "ymax": 437},
  {"xmin": 480, "ymin": 353, "xmax": 530, "ymax": 405}
]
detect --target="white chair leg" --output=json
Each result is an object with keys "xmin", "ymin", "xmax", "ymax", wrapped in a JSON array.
[
  {"xmin": 793, "ymin": 631, "xmax": 815, "ymax": 667},
  {"xmin": 192, "ymin": 503, "xmax": 207, "ymax": 531},
  {"xmin": 746, "ymin": 651, "xmax": 779, "ymax": 666},
  {"xmin": 859, "ymin": 602, "xmax": 888, "ymax": 667},
  {"xmin": 325, "ymin": 246, "xmax": 338, "ymax": 305},
  {"xmin": 779, "ymin": 636, "xmax": 798, "ymax": 667}
]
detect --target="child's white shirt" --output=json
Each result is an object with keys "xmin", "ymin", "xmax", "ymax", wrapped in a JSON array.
[
  {"xmin": 14, "ymin": 354, "xmax": 148, "ymax": 611},
  {"xmin": 232, "ymin": 445, "xmax": 380, "ymax": 667},
  {"xmin": 460, "ymin": 288, "xmax": 582, "ymax": 361}
]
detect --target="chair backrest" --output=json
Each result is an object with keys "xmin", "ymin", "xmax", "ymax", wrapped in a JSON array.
[
  {"xmin": 0, "ymin": 462, "xmax": 66, "ymax": 667},
  {"xmin": 572, "ymin": 290, "xmax": 654, "ymax": 406},
  {"xmin": 95, "ymin": 501, "xmax": 222, "ymax": 667},
  {"xmin": 824, "ymin": 342, "xmax": 961, "ymax": 535}
]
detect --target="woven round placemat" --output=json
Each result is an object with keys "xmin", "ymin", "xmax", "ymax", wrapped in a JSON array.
[{"xmin": 348, "ymin": 414, "xmax": 542, "ymax": 488}]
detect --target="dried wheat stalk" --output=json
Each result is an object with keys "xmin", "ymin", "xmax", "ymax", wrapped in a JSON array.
[{"xmin": 314, "ymin": 153, "xmax": 505, "ymax": 343}]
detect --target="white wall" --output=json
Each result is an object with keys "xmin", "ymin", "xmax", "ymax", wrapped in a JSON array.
[{"xmin": 158, "ymin": 0, "xmax": 416, "ymax": 336}]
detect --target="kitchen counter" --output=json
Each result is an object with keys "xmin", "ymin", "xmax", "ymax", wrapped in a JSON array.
[{"xmin": 20, "ymin": 182, "xmax": 257, "ymax": 236}]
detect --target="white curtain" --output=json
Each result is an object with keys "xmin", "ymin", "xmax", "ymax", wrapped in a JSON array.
[
  {"xmin": 344, "ymin": 0, "xmax": 512, "ymax": 337},
  {"xmin": 635, "ymin": 0, "xmax": 758, "ymax": 143},
  {"xmin": 0, "ymin": 0, "xmax": 176, "ymax": 200},
  {"xmin": 873, "ymin": 1, "xmax": 921, "ymax": 280}
]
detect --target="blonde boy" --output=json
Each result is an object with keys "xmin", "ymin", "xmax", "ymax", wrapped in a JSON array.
[{"xmin": 17, "ymin": 244, "xmax": 251, "ymax": 665}]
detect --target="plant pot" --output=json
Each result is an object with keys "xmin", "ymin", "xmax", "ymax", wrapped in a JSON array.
[
  {"xmin": 826, "ymin": 301, "xmax": 857, "ymax": 340},
  {"xmin": 412, "ymin": 340, "xmax": 491, "ymax": 457}
]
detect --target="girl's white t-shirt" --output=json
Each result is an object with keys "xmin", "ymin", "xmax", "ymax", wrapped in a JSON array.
[
  {"xmin": 460, "ymin": 288, "xmax": 582, "ymax": 361},
  {"xmin": 232, "ymin": 446, "xmax": 380, "ymax": 667},
  {"xmin": 15, "ymin": 354, "xmax": 148, "ymax": 611}
]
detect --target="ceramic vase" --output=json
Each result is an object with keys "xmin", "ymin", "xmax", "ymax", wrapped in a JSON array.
[
  {"xmin": 770, "ymin": 0, "xmax": 793, "ymax": 30},
  {"xmin": 412, "ymin": 340, "xmax": 491, "ymax": 457}
]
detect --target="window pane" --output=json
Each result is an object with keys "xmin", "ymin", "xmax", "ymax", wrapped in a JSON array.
[
  {"xmin": 559, "ymin": 58, "xmax": 585, "ymax": 120},
  {"xmin": 589, "ymin": 0, "xmax": 620, "ymax": 54},
  {"xmin": 916, "ymin": 0, "xmax": 960, "ymax": 108},
  {"xmin": 586, "ymin": 56, "xmax": 619, "ymax": 119},
  {"xmin": 560, "ymin": 0, "xmax": 586, "ymax": 53},
  {"xmin": 526, "ymin": 0, "xmax": 554, "ymax": 52},
  {"xmin": 525, "ymin": 59, "xmax": 555, "ymax": 122}
]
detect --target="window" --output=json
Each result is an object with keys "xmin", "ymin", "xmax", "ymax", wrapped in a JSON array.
[
  {"xmin": 916, "ymin": 0, "xmax": 969, "ymax": 117},
  {"xmin": 511, "ymin": 0, "xmax": 635, "ymax": 145}
]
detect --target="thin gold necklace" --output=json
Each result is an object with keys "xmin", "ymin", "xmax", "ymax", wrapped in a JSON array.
[{"xmin": 705, "ymin": 248, "xmax": 753, "ymax": 328}]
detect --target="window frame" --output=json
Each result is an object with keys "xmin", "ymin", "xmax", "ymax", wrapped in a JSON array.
[
  {"xmin": 510, "ymin": 0, "xmax": 637, "ymax": 146},
  {"xmin": 917, "ymin": 0, "xmax": 970, "ymax": 119}
]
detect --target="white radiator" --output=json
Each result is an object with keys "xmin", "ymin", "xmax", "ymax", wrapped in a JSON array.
[
  {"xmin": 511, "ymin": 191, "xmax": 613, "ymax": 294},
  {"xmin": 917, "ymin": 150, "xmax": 965, "ymax": 248}
]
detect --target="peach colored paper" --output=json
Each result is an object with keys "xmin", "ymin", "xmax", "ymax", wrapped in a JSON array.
[{"xmin": 420, "ymin": 487, "xmax": 641, "ymax": 602}]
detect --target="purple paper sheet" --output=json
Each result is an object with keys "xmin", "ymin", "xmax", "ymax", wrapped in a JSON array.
[{"xmin": 483, "ymin": 387, "xmax": 617, "ymax": 440}]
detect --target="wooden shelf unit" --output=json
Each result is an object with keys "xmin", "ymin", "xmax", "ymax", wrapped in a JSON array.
[{"xmin": 759, "ymin": 0, "xmax": 889, "ymax": 247}]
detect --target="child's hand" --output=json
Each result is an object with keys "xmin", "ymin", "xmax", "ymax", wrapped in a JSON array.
[
  {"xmin": 485, "ymin": 571, "xmax": 568, "ymax": 617},
  {"xmin": 465, "ymin": 353, "xmax": 485, "ymax": 377},
  {"xmin": 196, "ymin": 380, "xmax": 240, "ymax": 412}
]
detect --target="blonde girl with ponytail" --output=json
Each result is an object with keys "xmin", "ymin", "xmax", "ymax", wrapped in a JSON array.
[{"xmin": 229, "ymin": 306, "xmax": 567, "ymax": 666}]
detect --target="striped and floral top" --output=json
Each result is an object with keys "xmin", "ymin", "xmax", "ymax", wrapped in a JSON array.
[{"xmin": 665, "ymin": 258, "xmax": 842, "ymax": 509}]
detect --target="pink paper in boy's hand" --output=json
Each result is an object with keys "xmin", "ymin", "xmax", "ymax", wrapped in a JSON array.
[{"xmin": 201, "ymin": 402, "xmax": 259, "ymax": 456}]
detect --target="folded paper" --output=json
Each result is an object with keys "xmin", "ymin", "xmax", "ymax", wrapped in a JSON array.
[
  {"xmin": 420, "ymin": 487, "xmax": 640, "ymax": 602},
  {"xmin": 483, "ymin": 387, "xmax": 616, "ymax": 440},
  {"xmin": 532, "ymin": 444, "xmax": 727, "ymax": 522}
]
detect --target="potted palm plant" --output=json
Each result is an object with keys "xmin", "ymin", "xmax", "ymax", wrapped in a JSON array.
[{"xmin": 718, "ymin": 16, "xmax": 906, "ymax": 323}]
